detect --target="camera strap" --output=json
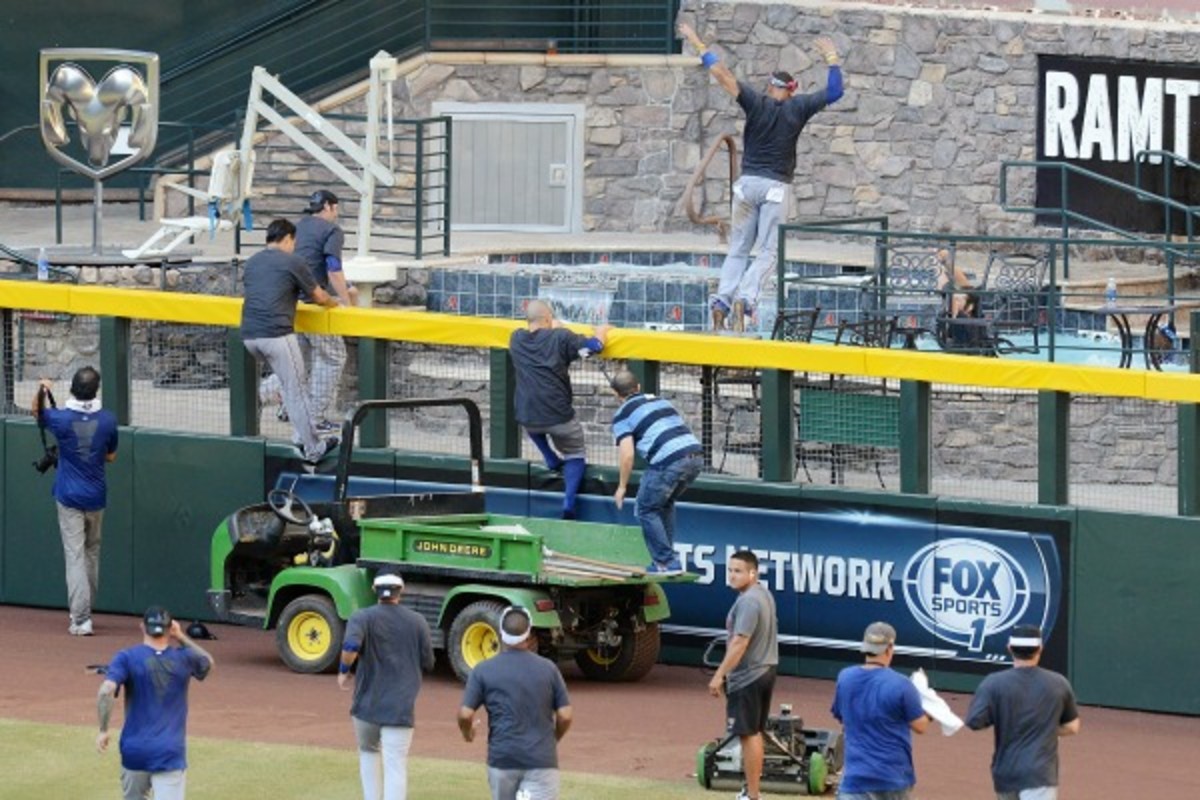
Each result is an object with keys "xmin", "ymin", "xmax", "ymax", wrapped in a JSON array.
[{"xmin": 37, "ymin": 388, "xmax": 57, "ymax": 453}]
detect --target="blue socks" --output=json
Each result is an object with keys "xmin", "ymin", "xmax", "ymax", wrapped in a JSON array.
[
  {"xmin": 561, "ymin": 457, "xmax": 586, "ymax": 516},
  {"xmin": 529, "ymin": 433, "xmax": 563, "ymax": 471}
]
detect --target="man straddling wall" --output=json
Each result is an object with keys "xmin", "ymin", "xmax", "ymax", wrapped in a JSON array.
[
  {"xmin": 678, "ymin": 19, "xmax": 843, "ymax": 333},
  {"xmin": 33, "ymin": 366, "xmax": 118, "ymax": 636}
]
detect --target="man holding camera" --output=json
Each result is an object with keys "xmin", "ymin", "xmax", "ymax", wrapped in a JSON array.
[{"xmin": 32, "ymin": 366, "xmax": 118, "ymax": 636}]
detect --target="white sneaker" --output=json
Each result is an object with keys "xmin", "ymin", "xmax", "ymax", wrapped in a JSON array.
[{"xmin": 69, "ymin": 619, "xmax": 94, "ymax": 636}]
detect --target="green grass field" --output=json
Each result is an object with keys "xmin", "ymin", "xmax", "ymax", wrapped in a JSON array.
[{"xmin": 0, "ymin": 718, "xmax": 717, "ymax": 800}]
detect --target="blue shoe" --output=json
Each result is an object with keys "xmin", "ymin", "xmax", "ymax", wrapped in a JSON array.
[
  {"xmin": 646, "ymin": 560, "xmax": 684, "ymax": 576},
  {"xmin": 711, "ymin": 298, "xmax": 731, "ymax": 330}
]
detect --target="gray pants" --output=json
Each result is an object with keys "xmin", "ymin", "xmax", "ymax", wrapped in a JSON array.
[
  {"xmin": 58, "ymin": 503, "xmax": 103, "ymax": 625},
  {"xmin": 121, "ymin": 768, "xmax": 186, "ymax": 800},
  {"xmin": 244, "ymin": 334, "xmax": 322, "ymax": 459},
  {"xmin": 715, "ymin": 175, "xmax": 791, "ymax": 312},
  {"xmin": 353, "ymin": 716, "xmax": 414, "ymax": 800},
  {"xmin": 998, "ymin": 788, "xmax": 1058, "ymax": 800},
  {"xmin": 486, "ymin": 767, "xmax": 560, "ymax": 800}
]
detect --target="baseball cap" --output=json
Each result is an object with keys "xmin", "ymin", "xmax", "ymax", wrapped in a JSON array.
[
  {"xmin": 303, "ymin": 189, "xmax": 339, "ymax": 213},
  {"xmin": 861, "ymin": 621, "xmax": 896, "ymax": 655},
  {"xmin": 373, "ymin": 568, "xmax": 405, "ymax": 599},
  {"xmin": 143, "ymin": 605, "xmax": 172, "ymax": 637}
]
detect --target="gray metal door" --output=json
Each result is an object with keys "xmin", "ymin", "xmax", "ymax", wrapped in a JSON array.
[{"xmin": 434, "ymin": 103, "xmax": 582, "ymax": 233}]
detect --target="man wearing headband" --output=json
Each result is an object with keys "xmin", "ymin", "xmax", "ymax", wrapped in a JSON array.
[
  {"xmin": 678, "ymin": 20, "xmax": 843, "ymax": 333},
  {"xmin": 831, "ymin": 621, "xmax": 929, "ymax": 799},
  {"xmin": 339, "ymin": 568, "xmax": 435, "ymax": 800},
  {"xmin": 458, "ymin": 607, "xmax": 573, "ymax": 800},
  {"xmin": 966, "ymin": 625, "xmax": 1081, "ymax": 800}
]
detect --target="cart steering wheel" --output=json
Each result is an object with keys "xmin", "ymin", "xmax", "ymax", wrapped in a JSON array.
[{"xmin": 267, "ymin": 488, "xmax": 315, "ymax": 526}]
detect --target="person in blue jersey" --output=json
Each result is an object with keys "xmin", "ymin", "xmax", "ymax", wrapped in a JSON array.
[
  {"xmin": 679, "ymin": 20, "xmax": 844, "ymax": 333},
  {"xmin": 33, "ymin": 366, "xmax": 118, "ymax": 636},
  {"xmin": 96, "ymin": 606, "xmax": 215, "ymax": 800},
  {"xmin": 609, "ymin": 369, "xmax": 703, "ymax": 575},
  {"xmin": 831, "ymin": 622, "xmax": 930, "ymax": 800},
  {"xmin": 509, "ymin": 300, "xmax": 610, "ymax": 520}
]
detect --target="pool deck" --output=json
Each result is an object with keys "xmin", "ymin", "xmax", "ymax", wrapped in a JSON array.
[{"xmin": 3, "ymin": 200, "xmax": 1197, "ymax": 331}]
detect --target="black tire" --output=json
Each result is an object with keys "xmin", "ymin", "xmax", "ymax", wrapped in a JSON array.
[
  {"xmin": 275, "ymin": 594, "xmax": 344, "ymax": 674},
  {"xmin": 574, "ymin": 622, "xmax": 660, "ymax": 682},
  {"xmin": 447, "ymin": 599, "xmax": 506, "ymax": 682}
]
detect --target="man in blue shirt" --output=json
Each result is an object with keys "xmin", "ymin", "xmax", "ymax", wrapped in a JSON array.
[
  {"xmin": 96, "ymin": 606, "xmax": 214, "ymax": 800},
  {"xmin": 679, "ymin": 20, "xmax": 843, "ymax": 332},
  {"xmin": 831, "ymin": 622, "xmax": 930, "ymax": 800},
  {"xmin": 508, "ymin": 300, "xmax": 609, "ymax": 519},
  {"xmin": 610, "ymin": 369, "xmax": 703, "ymax": 574},
  {"xmin": 33, "ymin": 366, "xmax": 118, "ymax": 636},
  {"xmin": 458, "ymin": 606, "xmax": 572, "ymax": 800}
]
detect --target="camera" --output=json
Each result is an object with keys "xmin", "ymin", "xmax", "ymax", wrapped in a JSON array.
[{"xmin": 33, "ymin": 445, "xmax": 58, "ymax": 474}]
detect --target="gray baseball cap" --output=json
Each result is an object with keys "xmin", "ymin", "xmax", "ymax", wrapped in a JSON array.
[{"xmin": 862, "ymin": 621, "xmax": 896, "ymax": 655}]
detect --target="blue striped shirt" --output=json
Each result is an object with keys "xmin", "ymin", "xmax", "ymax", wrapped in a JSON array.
[{"xmin": 612, "ymin": 393, "xmax": 701, "ymax": 467}]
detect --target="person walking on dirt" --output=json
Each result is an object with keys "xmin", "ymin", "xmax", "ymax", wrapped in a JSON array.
[
  {"xmin": 95, "ymin": 606, "xmax": 215, "ymax": 800},
  {"xmin": 966, "ymin": 624, "xmax": 1081, "ymax": 800},
  {"xmin": 508, "ymin": 299, "xmax": 610, "ymax": 519},
  {"xmin": 240, "ymin": 218, "xmax": 340, "ymax": 465},
  {"xmin": 708, "ymin": 550, "xmax": 779, "ymax": 800},
  {"xmin": 609, "ymin": 369, "xmax": 703, "ymax": 575},
  {"xmin": 458, "ymin": 606, "xmax": 573, "ymax": 800},
  {"xmin": 678, "ymin": 19, "xmax": 843, "ymax": 333},
  {"xmin": 831, "ymin": 621, "xmax": 930, "ymax": 799},
  {"xmin": 338, "ymin": 568, "xmax": 435, "ymax": 800},
  {"xmin": 33, "ymin": 366, "xmax": 118, "ymax": 636}
]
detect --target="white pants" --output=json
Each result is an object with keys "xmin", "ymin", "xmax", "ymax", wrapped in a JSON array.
[
  {"xmin": 260, "ymin": 333, "xmax": 346, "ymax": 422},
  {"xmin": 353, "ymin": 717, "xmax": 414, "ymax": 800},
  {"xmin": 715, "ymin": 175, "xmax": 791, "ymax": 311},
  {"xmin": 121, "ymin": 768, "xmax": 186, "ymax": 800},
  {"xmin": 244, "ymin": 334, "xmax": 322, "ymax": 459},
  {"xmin": 58, "ymin": 503, "xmax": 103, "ymax": 625}
]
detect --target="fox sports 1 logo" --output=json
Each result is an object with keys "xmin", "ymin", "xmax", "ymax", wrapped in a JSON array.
[{"xmin": 902, "ymin": 538, "xmax": 1031, "ymax": 653}]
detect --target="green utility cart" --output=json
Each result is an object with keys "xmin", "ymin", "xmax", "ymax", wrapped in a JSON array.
[{"xmin": 207, "ymin": 398, "xmax": 694, "ymax": 680}]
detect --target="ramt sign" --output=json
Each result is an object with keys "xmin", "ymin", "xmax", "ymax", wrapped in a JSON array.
[{"xmin": 1036, "ymin": 55, "xmax": 1200, "ymax": 233}]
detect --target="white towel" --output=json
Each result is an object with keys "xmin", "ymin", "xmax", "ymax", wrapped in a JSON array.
[{"xmin": 911, "ymin": 668, "xmax": 964, "ymax": 736}]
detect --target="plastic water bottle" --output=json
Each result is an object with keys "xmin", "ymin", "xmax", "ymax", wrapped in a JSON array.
[
  {"xmin": 36, "ymin": 247, "xmax": 49, "ymax": 282},
  {"xmin": 1105, "ymin": 277, "xmax": 1117, "ymax": 307}
]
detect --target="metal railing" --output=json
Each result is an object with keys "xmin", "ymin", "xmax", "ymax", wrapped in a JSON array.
[{"xmin": 682, "ymin": 134, "xmax": 738, "ymax": 243}]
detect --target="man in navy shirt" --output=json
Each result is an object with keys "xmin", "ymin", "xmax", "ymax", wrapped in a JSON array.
[
  {"xmin": 508, "ymin": 300, "xmax": 609, "ymax": 519},
  {"xmin": 458, "ymin": 606, "xmax": 573, "ymax": 800},
  {"xmin": 96, "ymin": 606, "xmax": 214, "ymax": 800},
  {"xmin": 33, "ymin": 366, "xmax": 118, "ymax": 636},
  {"xmin": 609, "ymin": 369, "xmax": 703, "ymax": 574},
  {"xmin": 679, "ymin": 20, "xmax": 843, "ymax": 332}
]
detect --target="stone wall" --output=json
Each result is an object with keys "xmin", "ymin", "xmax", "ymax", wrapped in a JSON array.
[{"xmin": 268, "ymin": 1, "xmax": 1199, "ymax": 237}]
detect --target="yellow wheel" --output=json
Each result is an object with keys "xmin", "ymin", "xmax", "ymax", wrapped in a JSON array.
[
  {"xmin": 447, "ymin": 599, "xmax": 506, "ymax": 681},
  {"xmin": 275, "ymin": 595, "xmax": 344, "ymax": 673},
  {"xmin": 574, "ymin": 623, "xmax": 661, "ymax": 682}
]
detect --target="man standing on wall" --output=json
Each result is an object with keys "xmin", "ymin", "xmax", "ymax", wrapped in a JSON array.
[
  {"xmin": 707, "ymin": 550, "xmax": 779, "ymax": 800},
  {"xmin": 96, "ymin": 606, "xmax": 215, "ymax": 800},
  {"xmin": 33, "ymin": 367, "xmax": 118, "ymax": 636},
  {"xmin": 678, "ymin": 20, "xmax": 843, "ymax": 333},
  {"xmin": 966, "ymin": 624, "xmax": 1081, "ymax": 800},
  {"xmin": 609, "ymin": 369, "xmax": 703, "ymax": 575},
  {"xmin": 831, "ymin": 621, "xmax": 930, "ymax": 800},
  {"xmin": 508, "ymin": 300, "xmax": 610, "ymax": 519},
  {"xmin": 458, "ymin": 606, "xmax": 573, "ymax": 800},
  {"xmin": 339, "ymin": 568, "xmax": 435, "ymax": 800},
  {"xmin": 240, "ymin": 218, "xmax": 341, "ymax": 464}
]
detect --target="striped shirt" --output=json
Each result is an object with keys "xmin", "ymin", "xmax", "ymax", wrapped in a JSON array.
[{"xmin": 612, "ymin": 393, "xmax": 701, "ymax": 467}]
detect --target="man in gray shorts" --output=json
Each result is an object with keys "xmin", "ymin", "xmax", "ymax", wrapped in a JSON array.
[
  {"xmin": 966, "ymin": 625, "xmax": 1081, "ymax": 800},
  {"xmin": 508, "ymin": 300, "xmax": 609, "ymax": 519},
  {"xmin": 458, "ymin": 606, "xmax": 573, "ymax": 800},
  {"xmin": 240, "ymin": 218, "xmax": 340, "ymax": 464},
  {"xmin": 707, "ymin": 550, "xmax": 779, "ymax": 800},
  {"xmin": 339, "ymin": 568, "xmax": 435, "ymax": 800}
]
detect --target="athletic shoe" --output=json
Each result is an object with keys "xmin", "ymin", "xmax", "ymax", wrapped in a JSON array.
[
  {"xmin": 734, "ymin": 789, "xmax": 758, "ymax": 800},
  {"xmin": 711, "ymin": 298, "xmax": 731, "ymax": 331},
  {"xmin": 303, "ymin": 436, "xmax": 340, "ymax": 465},
  {"xmin": 276, "ymin": 406, "xmax": 289, "ymax": 422},
  {"xmin": 315, "ymin": 419, "xmax": 339, "ymax": 435},
  {"xmin": 69, "ymin": 619, "xmax": 94, "ymax": 636},
  {"xmin": 645, "ymin": 559, "xmax": 684, "ymax": 576}
]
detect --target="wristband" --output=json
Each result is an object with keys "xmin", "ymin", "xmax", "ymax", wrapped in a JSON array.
[
  {"xmin": 338, "ymin": 662, "xmax": 351, "ymax": 674},
  {"xmin": 701, "ymin": 51, "xmax": 720, "ymax": 69}
]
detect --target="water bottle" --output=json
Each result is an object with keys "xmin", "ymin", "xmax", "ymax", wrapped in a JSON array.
[
  {"xmin": 1105, "ymin": 277, "xmax": 1117, "ymax": 307},
  {"xmin": 36, "ymin": 247, "xmax": 49, "ymax": 282}
]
